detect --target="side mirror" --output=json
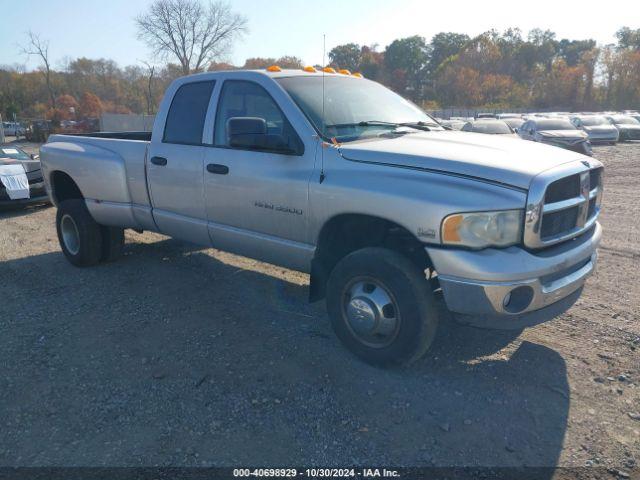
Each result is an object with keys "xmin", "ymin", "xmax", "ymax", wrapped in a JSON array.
[
  {"xmin": 227, "ymin": 117, "xmax": 293, "ymax": 154},
  {"xmin": 30, "ymin": 153, "xmax": 40, "ymax": 160}
]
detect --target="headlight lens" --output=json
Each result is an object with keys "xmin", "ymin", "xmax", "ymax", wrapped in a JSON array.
[{"xmin": 441, "ymin": 210, "xmax": 523, "ymax": 248}]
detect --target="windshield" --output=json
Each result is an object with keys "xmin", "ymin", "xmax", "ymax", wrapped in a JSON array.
[
  {"xmin": 611, "ymin": 115, "xmax": 640, "ymax": 125},
  {"xmin": 0, "ymin": 147, "xmax": 30, "ymax": 160},
  {"xmin": 578, "ymin": 116, "xmax": 609, "ymax": 126},
  {"xmin": 466, "ymin": 121, "xmax": 512, "ymax": 134},
  {"xmin": 535, "ymin": 119, "xmax": 576, "ymax": 130},
  {"xmin": 277, "ymin": 76, "xmax": 438, "ymax": 141}
]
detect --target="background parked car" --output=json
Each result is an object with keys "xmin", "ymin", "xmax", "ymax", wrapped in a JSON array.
[
  {"xmin": 24, "ymin": 120, "xmax": 52, "ymax": 143},
  {"xmin": 605, "ymin": 115, "xmax": 640, "ymax": 141},
  {"xmin": 439, "ymin": 119, "xmax": 467, "ymax": 130},
  {"xmin": 0, "ymin": 145, "xmax": 47, "ymax": 206},
  {"xmin": 461, "ymin": 119, "xmax": 518, "ymax": 137},
  {"xmin": 570, "ymin": 115, "xmax": 619, "ymax": 144},
  {"xmin": 2, "ymin": 122, "xmax": 25, "ymax": 137},
  {"xmin": 519, "ymin": 118, "xmax": 592, "ymax": 155},
  {"xmin": 502, "ymin": 117, "xmax": 525, "ymax": 132}
]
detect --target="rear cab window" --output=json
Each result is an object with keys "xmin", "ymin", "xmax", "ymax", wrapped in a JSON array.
[{"xmin": 163, "ymin": 81, "xmax": 216, "ymax": 145}]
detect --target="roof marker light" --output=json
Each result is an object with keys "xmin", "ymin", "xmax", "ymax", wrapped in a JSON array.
[
  {"xmin": 322, "ymin": 67, "xmax": 336, "ymax": 74},
  {"xmin": 303, "ymin": 66, "xmax": 317, "ymax": 73},
  {"xmin": 352, "ymin": 72, "xmax": 363, "ymax": 78},
  {"xmin": 338, "ymin": 69, "xmax": 351, "ymax": 75},
  {"xmin": 266, "ymin": 65, "xmax": 282, "ymax": 72}
]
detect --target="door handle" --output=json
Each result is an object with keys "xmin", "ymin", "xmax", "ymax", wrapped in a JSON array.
[
  {"xmin": 150, "ymin": 156, "xmax": 167, "ymax": 166},
  {"xmin": 207, "ymin": 163, "xmax": 229, "ymax": 175}
]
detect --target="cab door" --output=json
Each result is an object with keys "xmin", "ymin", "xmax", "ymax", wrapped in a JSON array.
[
  {"xmin": 147, "ymin": 80, "xmax": 216, "ymax": 245},
  {"xmin": 202, "ymin": 78, "xmax": 317, "ymax": 271}
]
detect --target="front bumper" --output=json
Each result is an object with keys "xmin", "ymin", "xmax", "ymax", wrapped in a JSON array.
[
  {"xmin": 0, "ymin": 181, "xmax": 49, "ymax": 207},
  {"xmin": 426, "ymin": 222, "xmax": 601, "ymax": 329},
  {"xmin": 619, "ymin": 128, "xmax": 640, "ymax": 141},
  {"xmin": 541, "ymin": 138, "xmax": 592, "ymax": 156},
  {"xmin": 587, "ymin": 133, "xmax": 619, "ymax": 143}
]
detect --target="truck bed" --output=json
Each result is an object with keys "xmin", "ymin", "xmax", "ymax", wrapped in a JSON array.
[
  {"xmin": 73, "ymin": 131, "xmax": 152, "ymax": 141},
  {"xmin": 40, "ymin": 133, "xmax": 155, "ymax": 231}
]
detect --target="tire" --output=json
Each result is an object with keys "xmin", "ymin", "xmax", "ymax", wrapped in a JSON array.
[
  {"xmin": 56, "ymin": 199, "xmax": 103, "ymax": 267},
  {"xmin": 100, "ymin": 225, "xmax": 125, "ymax": 262},
  {"xmin": 326, "ymin": 247, "xmax": 439, "ymax": 367}
]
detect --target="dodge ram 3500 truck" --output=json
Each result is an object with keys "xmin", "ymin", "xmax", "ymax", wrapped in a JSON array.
[{"xmin": 40, "ymin": 68, "xmax": 603, "ymax": 366}]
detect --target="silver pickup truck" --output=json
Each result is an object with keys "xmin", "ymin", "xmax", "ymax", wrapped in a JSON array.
[{"xmin": 40, "ymin": 68, "xmax": 603, "ymax": 366}]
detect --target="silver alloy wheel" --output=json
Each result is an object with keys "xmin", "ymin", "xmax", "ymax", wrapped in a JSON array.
[
  {"xmin": 60, "ymin": 214, "xmax": 80, "ymax": 255},
  {"xmin": 341, "ymin": 277, "xmax": 401, "ymax": 348}
]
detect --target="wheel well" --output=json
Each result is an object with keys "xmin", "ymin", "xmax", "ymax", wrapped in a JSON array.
[
  {"xmin": 309, "ymin": 214, "xmax": 432, "ymax": 302},
  {"xmin": 50, "ymin": 171, "xmax": 84, "ymax": 204}
]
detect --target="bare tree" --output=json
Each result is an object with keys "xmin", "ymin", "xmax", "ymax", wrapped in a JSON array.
[
  {"xmin": 136, "ymin": 0, "xmax": 247, "ymax": 75},
  {"xmin": 21, "ymin": 31, "xmax": 57, "ymax": 109},
  {"xmin": 141, "ymin": 61, "xmax": 157, "ymax": 115}
]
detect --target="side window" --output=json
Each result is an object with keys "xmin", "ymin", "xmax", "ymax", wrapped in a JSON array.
[
  {"xmin": 214, "ymin": 80, "xmax": 301, "ymax": 153},
  {"xmin": 163, "ymin": 81, "xmax": 215, "ymax": 145}
]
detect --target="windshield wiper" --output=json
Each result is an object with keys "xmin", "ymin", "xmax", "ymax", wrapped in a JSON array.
[{"xmin": 325, "ymin": 120, "xmax": 435, "ymax": 132}]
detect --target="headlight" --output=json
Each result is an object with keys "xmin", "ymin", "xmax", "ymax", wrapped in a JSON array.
[{"xmin": 441, "ymin": 210, "xmax": 523, "ymax": 248}]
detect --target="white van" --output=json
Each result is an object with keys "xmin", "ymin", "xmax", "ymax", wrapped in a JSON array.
[{"xmin": 2, "ymin": 122, "xmax": 25, "ymax": 137}]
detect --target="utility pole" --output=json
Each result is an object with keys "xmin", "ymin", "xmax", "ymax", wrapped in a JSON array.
[{"xmin": 0, "ymin": 113, "xmax": 5, "ymax": 144}]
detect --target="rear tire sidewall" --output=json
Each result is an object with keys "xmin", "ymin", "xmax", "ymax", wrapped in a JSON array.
[
  {"xmin": 326, "ymin": 247, "xmax": 438, "ymax": 367},
  {"xmin": 56, "ymin": 199, "xmax": 103, "ymax": 267}
]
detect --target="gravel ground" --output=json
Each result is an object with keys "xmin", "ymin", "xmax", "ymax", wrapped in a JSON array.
[{"xmin": 0, "ymin": 140, "xmax": 638, "ymax": 474}]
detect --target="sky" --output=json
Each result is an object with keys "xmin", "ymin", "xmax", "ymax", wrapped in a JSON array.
[{"xmin": 0, "ymin": 0, "xmax": 636, "ymax": 71}]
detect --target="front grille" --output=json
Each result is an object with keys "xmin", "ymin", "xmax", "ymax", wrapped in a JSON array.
[
  {"xmin": 524, "ymin": 163, "xmax": 603, "ymax": 249},
  {"xmin": 545, "ymin": 174, "xmax": 580, "ymax": 203},
  {"xmin": 541, "ymin": 206, "xmax": 580, "ymax": 239},
  {"xmin": 587, "ymin": 198, "xmax": 597, "ymax": 219}
]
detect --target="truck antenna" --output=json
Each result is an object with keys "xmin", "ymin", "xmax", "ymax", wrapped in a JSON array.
[{"xmin": 319, "ymin": 34, "xmax": 326, "ymax": 184}]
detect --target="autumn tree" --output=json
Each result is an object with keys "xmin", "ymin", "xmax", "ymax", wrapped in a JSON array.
[
  {"xmin": 384, "ymin": 36, "xmax": 430, "ymax": 99},
  {"xmin": 359, "ymin": 45, "xmax": 384, "ymax": 80},
  {"xmin": 79, "ymin": 92, "xmax": 103, "ymax": 118},
  {"xmin": 53, "ymin": 94, "xmax": 79, "ymax": 121},
  {"xmin": 136, "ymin": 0, "xmax": 247, "ymax": 75},
  {"xmin": 243, "ymin": 57, "xmax": 277, "ymax": 69},
  {"xmin": 329, "ymin": 43, "xmax": 362, "ymax": 71},
  {"xmin": 616, "ymin": 27, "xmax": 640, "ymax": 50},
  {"xmin": 428, "ymin": 32, "xmax": 470, "ymax": 74},
  {"xmin": 242, "ymin": 56, "xmax": 303, "ymax": 69},
  {"xmin": 276, "ymin": 56, "xmax": 303, "ymax": 69}
]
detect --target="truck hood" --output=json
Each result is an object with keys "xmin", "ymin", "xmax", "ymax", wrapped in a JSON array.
[{"xmin": 337, "ymin": 131, "xmax": 588, "ymax": 190}]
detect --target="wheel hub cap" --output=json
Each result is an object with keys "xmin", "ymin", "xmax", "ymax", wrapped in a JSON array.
[
  {"xmin": 60, "ymin": 214, "xmax": 80, "ymax": 255},
  {"xmin": 346, "ymin": 297, "xmax": 377, "ymax": 335},
  {"xmin": 343, "ymin": 279, "xmax": 399, "ymax": 347}
]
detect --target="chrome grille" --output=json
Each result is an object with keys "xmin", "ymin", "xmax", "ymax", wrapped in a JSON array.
[{"xmin": 524, "ymin": 162, "xmax": 603, "ymax": 249}]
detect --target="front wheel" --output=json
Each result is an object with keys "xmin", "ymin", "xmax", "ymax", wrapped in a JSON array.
[{"xmin": 326, "ymin": 247, "xmax": 439, "ymax": 367}]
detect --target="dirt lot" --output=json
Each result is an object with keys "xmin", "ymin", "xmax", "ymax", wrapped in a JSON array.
[{"xmin": 0, "ymin": 141, "xmax": 638, "ymax": 475}]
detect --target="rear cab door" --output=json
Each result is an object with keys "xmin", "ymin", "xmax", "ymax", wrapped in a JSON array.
[{"xmin": 147, "ymin": 78, "xmax": 217, "ymax": 245}]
